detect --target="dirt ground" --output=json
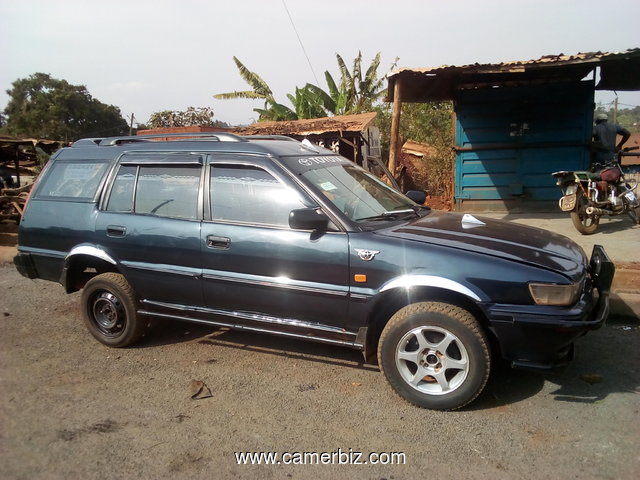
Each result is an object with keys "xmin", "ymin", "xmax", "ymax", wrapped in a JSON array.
[{"xmin": 1, "ymin": 263, "xmax": 639, "ymax": 480}]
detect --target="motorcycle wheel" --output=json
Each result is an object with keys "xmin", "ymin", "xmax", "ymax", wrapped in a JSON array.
[
  {"xmin": 627, "ymin": 206, "xmax": 640, "ymax": 225},
  {"xmin": 571, "ymin": 191, "xmax": 599, "ymax": 235}
]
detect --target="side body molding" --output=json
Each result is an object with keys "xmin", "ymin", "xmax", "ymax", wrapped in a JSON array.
[{"xmin": 379, "ymin": 275, "xmax": 483, "ymax": 302}]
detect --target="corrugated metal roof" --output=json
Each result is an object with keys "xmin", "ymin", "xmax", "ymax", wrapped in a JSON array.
[
  {"xmin": 387, "ymin": 48, "xmax": 640, "ymax": 102},
  {"xmin": 234, "ymin": 112, "xmax": 377, "ymax": 136},
  {"xmin": 391, "ymin": 49, "xmax": 637, "ymax": 75}
]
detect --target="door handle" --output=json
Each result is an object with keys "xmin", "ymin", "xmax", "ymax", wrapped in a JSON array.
[
  {"xmin": 207, "ymin": 235, "xmax": 231, "ymax": 249},
  {"xmin": 107, "ymin": 225, "xmax": 127, "ymax": 237}
]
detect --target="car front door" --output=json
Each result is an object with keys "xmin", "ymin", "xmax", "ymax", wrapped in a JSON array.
[{"xmin": 200, "ymin": 156, "xmax": 350, "ymax": 337}]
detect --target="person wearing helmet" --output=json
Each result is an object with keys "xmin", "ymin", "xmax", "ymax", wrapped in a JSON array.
[{"xmin": 592, "ymin": 112, "xmax": 630, "ymax": 167}]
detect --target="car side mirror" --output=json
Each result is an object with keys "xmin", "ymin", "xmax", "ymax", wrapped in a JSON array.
[
  {"xmin": 289, "ymin": 208, "xmax": 329, "ymax": 231},
  {"xmin": 405, "ymin": 190, "xmax": 427, "ymax": 205}
]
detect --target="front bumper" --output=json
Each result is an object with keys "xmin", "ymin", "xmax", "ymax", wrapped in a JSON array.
[{"xmin": 487, "ymin": 245, "xmax": 614, "ymax": 370}]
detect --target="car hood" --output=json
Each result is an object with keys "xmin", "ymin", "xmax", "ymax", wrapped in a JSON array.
[{"xmin": 377, "ymin": 211, "xmax": 587, "ymax": 280}]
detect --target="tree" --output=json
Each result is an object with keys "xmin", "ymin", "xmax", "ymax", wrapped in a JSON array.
[
  {"xmin": 146, "ymin": 107, "xmax": 228, "ymax": 128},
  {"xmin": 3, "ymin": 73, "xmax": 128, "ymax": 141},
  {"xmin": 375, "ymin": 101, "xmax": 455, "ymax": 196},
  {"xmin": 215, "ymin": 57, "xmax": 304, "ymax": 121},
  {"xmin": 215, "ymin": 53, "xmax": 393, "ymax": 121},
  {"xmin": 323, "ymin": 52, "xmax": 393, "ymax": 115}
]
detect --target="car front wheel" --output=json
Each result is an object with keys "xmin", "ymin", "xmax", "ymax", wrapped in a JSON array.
[
  {"xmin": 81, "ymin": 272, "xmax": 145, "ymax": 347},
  {"xmin": 378, "ymin": 302, "xmax": 491, "ymax": 410}
]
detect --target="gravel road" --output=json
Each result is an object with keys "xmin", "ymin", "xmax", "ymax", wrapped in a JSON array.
[{"xmin": 1, "ymin": 263, "xmax": 639, "ymax": 479}]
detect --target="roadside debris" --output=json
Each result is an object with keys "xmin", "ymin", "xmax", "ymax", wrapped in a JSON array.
[
  {"xmin": 0, "ymin": 183, "xmax": 32, "ymax": 223},
  {"xmin": 189, "ymin": 380, "xmax": 213, "ymax": 400}
]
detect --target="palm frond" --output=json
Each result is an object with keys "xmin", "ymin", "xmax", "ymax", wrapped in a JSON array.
[
  {"xmin": 352, "ymin": 51, "xmax": 363, "ymax": 84},
  {"xmin": 213, "ymin": 90, "xmax": 267, "ymax": 100},
  {"xmin": 324, "ymin": 71, "xmax": 340, "ymax": 99},
  {"xmin": 232, "ymin": 56, "xmax": 273, "ymax": 98},
  {"xmin": 305, "ymin": 83, "xmax": 335, "ymax": 115},
  {"xmin": 336, "ymin": 54, "xmax": 354, "ymax": 90}
]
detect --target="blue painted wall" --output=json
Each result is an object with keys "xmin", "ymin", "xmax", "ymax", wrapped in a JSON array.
[{"xmin": 454, "ymin": 81, "xmax": 594, "ymax": 202}]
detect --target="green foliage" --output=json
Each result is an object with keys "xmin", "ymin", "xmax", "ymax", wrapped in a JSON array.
[
  {"xmin": 253, "ymin": 99, "xmax": 297, "ymax": 121},
  {"xmin": 286, "ymin": 85, "xmax": 330, "ymax": 119},
  {"xmin": 374, "ymin": 101, "xmax": 455, "ymax": 196},
  {"xmin": 594, "ymin": 104, "xmax": 640, "ymax": 132},
  {"xmin": 3, "ymin": 72, "xmax": 128, "ymax": 141},
  {"xmin": 323, "ymin": 52, "xmax": 392, "ymax": 115},
  {"xmin": 615, "ymin": 106, "xmax": 640, "ymax": 132},
  {"xmin": 214, "ymin": 57, "xmax": 283, "ymax": 120},
  {"xmin": 215, "ymin": 52, "xmax": 393, "ymax": 121},
  {"xmin": 147, "ymin": 107, "xmax": 223, "ymax": 128}
]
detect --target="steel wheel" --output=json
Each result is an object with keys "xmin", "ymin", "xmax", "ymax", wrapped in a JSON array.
[
  {"xmin": 81, "ymin": 273, "xmax": 145, "ymax": 347},
  {"xmin": 91, "ymin": 291, "xmax": 126, "ymax": 337}
]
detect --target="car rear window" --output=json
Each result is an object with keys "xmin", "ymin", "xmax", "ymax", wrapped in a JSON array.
[{"xmin": 35, "ymin": 161, "xmax": 110, "ymax": 200}]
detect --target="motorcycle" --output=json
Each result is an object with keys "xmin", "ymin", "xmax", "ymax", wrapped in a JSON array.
[{"xmin": 552, "ymin": 146, "xmax": 640, "ymax": 235}]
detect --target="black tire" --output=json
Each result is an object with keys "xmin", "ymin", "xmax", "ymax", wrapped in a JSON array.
[
  {"xmin": 377, "ymin": 302, "xmax": 490, "ymax": 411},
  {"xmin": 626, "ymin": 205, "xmax": 640, "ymax": 225},
  {"xmin": 81, "ymin": 273, "xmax": 145, "ymax": 347},
  {"xmin": 571, "ymin": 191, "xmax": 599, "ymax": 235}
]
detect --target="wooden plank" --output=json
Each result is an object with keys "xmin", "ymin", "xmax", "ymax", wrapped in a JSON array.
[{"xmin": 11, "ymin": 201, "xmax": 23, "ymax": 216}]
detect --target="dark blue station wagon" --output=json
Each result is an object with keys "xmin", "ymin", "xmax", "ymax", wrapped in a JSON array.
[{"xmin": 14, "ymin": 133, "xmax": 614, "ymax": 410}]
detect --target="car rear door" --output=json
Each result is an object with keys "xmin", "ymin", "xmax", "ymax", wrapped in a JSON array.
[{"xmin": 95, "ymin": 153, "xmax": 204, "ymax": 306}]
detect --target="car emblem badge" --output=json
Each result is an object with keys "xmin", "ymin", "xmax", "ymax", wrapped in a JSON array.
[{"xmin": 355, "ymin": 249, "xmax": 380, "ymax": 261}]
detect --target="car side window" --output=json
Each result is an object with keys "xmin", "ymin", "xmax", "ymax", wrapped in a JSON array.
[
  {"xmin": 106, "ymin": 165, "xmax": 136, "ymax": 212},
  {"xmin": 107, "ymin": 165, "xmax": 201, "ymax": 220},
  {"xmin": 35, "ymin": 161, "xmax": 109, "ymax": 199},
  {"xmin": 210, "ymin": 164, "xmax": 305, "ymax": 226}
]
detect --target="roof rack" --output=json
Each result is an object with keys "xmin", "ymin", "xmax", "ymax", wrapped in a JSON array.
[
  {"xmin": 244, "ymin": 135, "xmax": 298, "ymax": 142},
  {"xmin": 96, "ymin": 132, "xmax": 247, "ymax": 146},
  {"xmin": 72, "ymin": 138, "xmax": 105, "ymax": 147}
]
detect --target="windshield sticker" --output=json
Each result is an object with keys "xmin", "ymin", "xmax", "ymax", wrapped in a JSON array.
[
  {"xmin": 298, "ymin": 156, "xmax": 344, "ymax": 167},
  {"xmin": 320, "ymin": 182, "xmax": 337, "ymax": 192}
]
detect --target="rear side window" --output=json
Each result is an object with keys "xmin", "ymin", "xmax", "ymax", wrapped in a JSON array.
[
  {"xmin": 36, "ymin": 161, "xmax": 109, "ymax": 199},
  {"xmin": 106, "ymin": 165, "xmax": 201, "ymax": 220}
]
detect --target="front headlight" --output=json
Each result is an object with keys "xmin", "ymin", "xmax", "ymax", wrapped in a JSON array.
[{"xmin": 528, "ymin": 282, "xmax": 581, "ymax": 306}]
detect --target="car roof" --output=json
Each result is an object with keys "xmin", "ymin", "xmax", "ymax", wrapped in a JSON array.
[{"xmin": 58, "ymin": 134, "xmax": 335, "ymax": 161}]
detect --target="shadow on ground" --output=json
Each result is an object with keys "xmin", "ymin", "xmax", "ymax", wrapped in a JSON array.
[{"xmin": 137, "ymin": 316, "xmax": 639, "ymax": 410}]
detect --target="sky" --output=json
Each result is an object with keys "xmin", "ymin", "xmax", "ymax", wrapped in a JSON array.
[{"xmin": 1, "ymin": 0, "xmax": 639, "ymax": 127}]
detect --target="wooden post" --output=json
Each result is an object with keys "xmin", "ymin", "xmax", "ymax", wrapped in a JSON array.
[{"xmin": 388, "ymin": 79, "xmax": 402, "ymax": 177}]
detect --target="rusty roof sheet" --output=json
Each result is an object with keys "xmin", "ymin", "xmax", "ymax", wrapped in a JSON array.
[
  {"xmin": 234, "ymin": 112, "xmax": 377, "ymax": 136},
  {"xmin": 387, "ymin": 48, "xmax": 640, "ymax": 102}
]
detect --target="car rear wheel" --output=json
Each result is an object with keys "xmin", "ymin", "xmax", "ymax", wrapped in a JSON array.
[
  {"xmin": 378, "ymin": 302, "xmax": 491, "ymax": 410},
  {"xmin": 81, "ymin": 273, "xmax": 145, "ymax": 347}
]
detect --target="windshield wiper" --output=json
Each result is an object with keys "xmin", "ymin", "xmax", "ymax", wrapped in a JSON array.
[
  {"xmin": 411, "ymin": 204, "xmax": 432, "ymax": 215},
  {"xmin": 356, "ymin": 208, "xmax": 417, "ymax": 222}
]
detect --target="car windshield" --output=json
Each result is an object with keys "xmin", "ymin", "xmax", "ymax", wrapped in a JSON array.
[{"xmin": 302, "ymin": 164, "xmax": 418, "ymax": 222}]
